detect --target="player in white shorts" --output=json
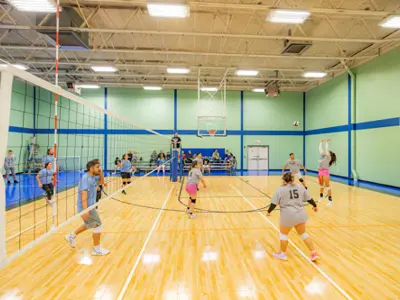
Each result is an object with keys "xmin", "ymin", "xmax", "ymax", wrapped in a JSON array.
[{"xmin": 282, "ymin": 153, "xmax": 308, "ymax": 189}]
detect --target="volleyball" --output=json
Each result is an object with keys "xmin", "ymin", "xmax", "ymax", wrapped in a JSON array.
[{"xmin": 293, "ymin": 121, "xmax": 300, "ymax": 127}]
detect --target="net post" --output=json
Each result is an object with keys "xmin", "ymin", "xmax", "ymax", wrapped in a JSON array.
[
  {"xmin": 171, "ymin": 148, "xmax": 178, "ymax": 182},
  {"xmin": 179, "ymin": 147, "xmax": 183, "ymax": 181},
  {"xmin": 0, "ymin": 71, "xmax": 14, "ymax": 263}
]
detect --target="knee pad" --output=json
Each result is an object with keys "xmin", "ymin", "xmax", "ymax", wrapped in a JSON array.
[
  {"xmin": 299, "ymin": 178, "xmax": 304, "ymax": 183},
  {"xmin": 300, "ymin": 233, "xmax": 309, "ymax": 240},
  {"xmin": 122, "ymin": 182, "xmax": 126, "ymax": 185},
  {"xmin": 280, "ymin": 233, "xmax": 288, "ymax": 241},
  {"xmin": 191, "ymin": 198, "xmax": 196, "ymax": 204},
  {"xmin": 93, "ymin": 225, "xmax": 103, "ymax": 233}
]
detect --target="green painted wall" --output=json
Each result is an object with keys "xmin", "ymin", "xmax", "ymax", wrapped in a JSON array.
[
  {"xmin": 305, "ymin": 47, "xmax": 400, "ymax": 187},
  {"xmin": 108, "ymin": 88, "xmax": 174, "ymax": 130},
  {"xmin": 243, "ymin": 135, "xmax": 303, "ymax": 170},
  {"xmin": 306, "ymin": 75, "xmax": 347, "ymax": 130},
  {"xmin": 244, "ymin": 91, "xmax": 303, "ymax": 130},
  {"xmin": 6, "ymin": 80, "xmax": 35, "ymax": 172},
  {"xmin": 177, "ymin": 90, "xmax": 241, "ymax": 130},
  {"xmin": 355, "ymin": 48, "xmax": 400, "ymax": 123},
  {"xmin": 355, "ymin": 126, "xmax": 399, "ymax": 187}
]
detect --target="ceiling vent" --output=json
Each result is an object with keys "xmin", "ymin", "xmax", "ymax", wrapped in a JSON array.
[
  {"xmin": 35, "ymin": 8, "xmax": 89, "ymax": 50},
  {"xmin": 282, "ymin": 41, "xmax": 312, "ymax": 55}
]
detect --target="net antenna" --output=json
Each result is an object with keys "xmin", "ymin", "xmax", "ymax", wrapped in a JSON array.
[{"xmin": 197, "ymin": 68, "xmax": 227, "ymax": 138}]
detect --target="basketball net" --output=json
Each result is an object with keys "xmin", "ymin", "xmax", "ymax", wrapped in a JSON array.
[{"xmin": 208, "ymin": 129, "xmax": 216, "ymax": 137}]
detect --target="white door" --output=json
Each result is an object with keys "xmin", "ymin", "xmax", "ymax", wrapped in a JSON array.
[{"xmin": 247, "ymin": 146, "xmax": 269, "ymax": 171}]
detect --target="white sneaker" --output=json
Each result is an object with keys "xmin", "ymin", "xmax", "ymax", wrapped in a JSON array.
[
  {"xmin": 272, "ymin": 252, "xmax": 287, "ymax": 261},
  {"xmin": 326, "ymin": 201, "xmax": 332, "ymax": 207},
  {"xmin": 92, "ymin": 247, "xmax": 110, "ymax": 256},
  {"xmin": 65, "ymin": 234, "xmax": 76, "ymax": 248},
  {"xmin": 189, "ymin": 213, "xmax": 196, "ymax": 219}
]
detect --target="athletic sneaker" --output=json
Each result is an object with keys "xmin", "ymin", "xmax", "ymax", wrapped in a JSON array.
[
  {"xmin": 189, "ymin": 213, "xmax": 196, "ymax": 219},
  {"xmin": 65, "ymin": 234, "xmax": 76, "ymax": 248},
  {"xmin": 272, "ymin": 252, "xmax": 287, "ymax": 261},
  {"xmin": 122, "ymin": 190, "xmax": 127, "ymax": 195},
  {"xmin": 311, "ymin": 251, "xmax": 319, "ymax": 262},
  {"xmin": 318, "ymin": 197, "xmax": 324, "ymax": 203},
  {"xmin": 326, "ymin": 201, "xmax": 332, "ymax": 207},
  {"xmin": 92, "ymin": 246, "xmax": 110, "ymax": 256}
]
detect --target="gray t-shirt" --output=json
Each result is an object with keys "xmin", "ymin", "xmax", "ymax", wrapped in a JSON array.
[
  {"xmin": 286, "ymin": 159, "xmax": 301, "ymax": 174},
  {"xmin": 271, "ymin": 184, "xmax": 311, "ymax": 211},
  {"xmin": 187, "ymin": 168, "xmax": 202, "ymax": 184},
  {"xmin": 318, "ymin": 153, "xmax": 331, "ymax": 169},
  {"xmin": 4, "ymin": 155, "xmax": 15, "ymax": 168}
]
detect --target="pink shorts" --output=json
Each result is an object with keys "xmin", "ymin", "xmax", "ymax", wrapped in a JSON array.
[
  {"xmin": 318, "ymin": 169, "xmax": 330, "ymax": 184},
  {"xmin": 185, "ymin": 183, "xmax": 197, "ymax": 195}
]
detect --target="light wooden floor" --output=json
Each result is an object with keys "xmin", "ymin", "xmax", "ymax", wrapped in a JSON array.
[{"xmin": 0, "ymin": 175, "xmax": 399, "ymax": 299}]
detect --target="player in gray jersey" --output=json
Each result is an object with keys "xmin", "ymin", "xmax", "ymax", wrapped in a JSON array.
[
  {"xmin": 3, "ymin": 150, "xmax": 18, "ymax": 184},
  {"xmin": 282, "ymin": 153, "xmax": 307, "ymax": 189},
  {"xmin": 185, "ymin": 160, "xmax": 206, "ymax": 219},
  {"xmin": 267, "ymin": 172, "xmax": 319, "ymax": 262},
  {"xmin": 318, "ymin": 139, "xmax": 337, "ymax": 206}
]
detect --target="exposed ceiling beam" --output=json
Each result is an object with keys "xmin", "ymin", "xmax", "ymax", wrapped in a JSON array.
[
  {"xmin": 31, "ymin": 71, "xmax": 321, "ymax": 82},
  {"xmin": 0, "ymin": 25, "xmax": 397, "ymax": 44},
  {"xmin": 52, "ymin": 81, "xmax": 308, "ymax": 91},
  {"xmin": 16, "ymin": 59, "xmax": 345, "ymax": 73},
  {"xmin": 0, "ymin": 45, "xmax": 378, "ymax": 61},
  {"xmin": 56, "ymin": 0, "xmax": 395, "ymax": 18}
]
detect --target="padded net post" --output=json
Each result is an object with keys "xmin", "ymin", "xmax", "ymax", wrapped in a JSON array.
[
  {"xmin": 0, "ymin": 71, "xmax": 14, "ymax": 263},
  {"xmin": 171, "ymin": 146, "xmax": 178, "ymax": 182}
]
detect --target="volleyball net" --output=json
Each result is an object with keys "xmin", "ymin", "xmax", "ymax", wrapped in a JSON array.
[{"xmin": 0, "ymin": 64, "xmax": 180, "ymax": 266}]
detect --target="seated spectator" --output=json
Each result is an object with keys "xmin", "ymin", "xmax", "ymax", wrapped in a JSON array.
[
  {"xmin": 158, "ymin": 150, "xmax": 165, "ymax": 159},
  {"xmin": 203, "ymin": 157, "xmax": 211, "ymax": 174},
  {"xmin": 150, "ymin": 150, "xmax": 158, "ymax": 166},
  {"xmin": 212, "ymin": 150, "xmax": 221, "ymax": 163}
]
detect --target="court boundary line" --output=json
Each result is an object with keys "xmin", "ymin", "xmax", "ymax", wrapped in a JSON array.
[
  {"xmin": 117, "ymin": 186, "xmax": 174, "ymax": 300},
  {"xmin": 229, "ymin": 184, "xmax": 354, "ymax": 300}
]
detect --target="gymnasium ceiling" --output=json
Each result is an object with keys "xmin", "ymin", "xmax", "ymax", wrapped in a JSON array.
[{"xmin": 0, "ymin": 0, "xmax": 399, "ymax": 91}]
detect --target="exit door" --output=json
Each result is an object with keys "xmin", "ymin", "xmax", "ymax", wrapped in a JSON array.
[{"xmin": 247, "ymin": 146, "xmax": 269, "ymax": 171}]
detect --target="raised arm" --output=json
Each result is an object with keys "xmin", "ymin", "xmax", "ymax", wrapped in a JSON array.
[{"xmin": 319, "ymin": 140, "xmax": 324, "ymax": 154}]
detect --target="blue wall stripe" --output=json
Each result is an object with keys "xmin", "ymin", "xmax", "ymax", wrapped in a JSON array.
[
  {"xmin": 353, "ymin": 117, "xmax": 399, "ymax": 130},
  {"xmin": 9, "ymin": 127, "xmax": 35, "ymax": 134},
  {"xmin": 305, "ymin": 125, "xmax": 348, "ymax": 135},
  {"xmin": 240, "ymin": 91, "xmax": 244, "ymax": 174},
  {"xmin": 104, "ymin": 87, "xmax": 108, "ymax": 170},
  {"xmin": 348, "ymin": 74, "xmax": 352, "ymax": 183},
  {"xmin": 303, "ymin": 92, "xmax": 306, "ymax": 166},
  {"xmin": 174, "ymin": 89, "xmax": 177, "ymax": 131},
  {"xmin": 11, "ymin": 117, "xmax": 398, "ymax": 137}
]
